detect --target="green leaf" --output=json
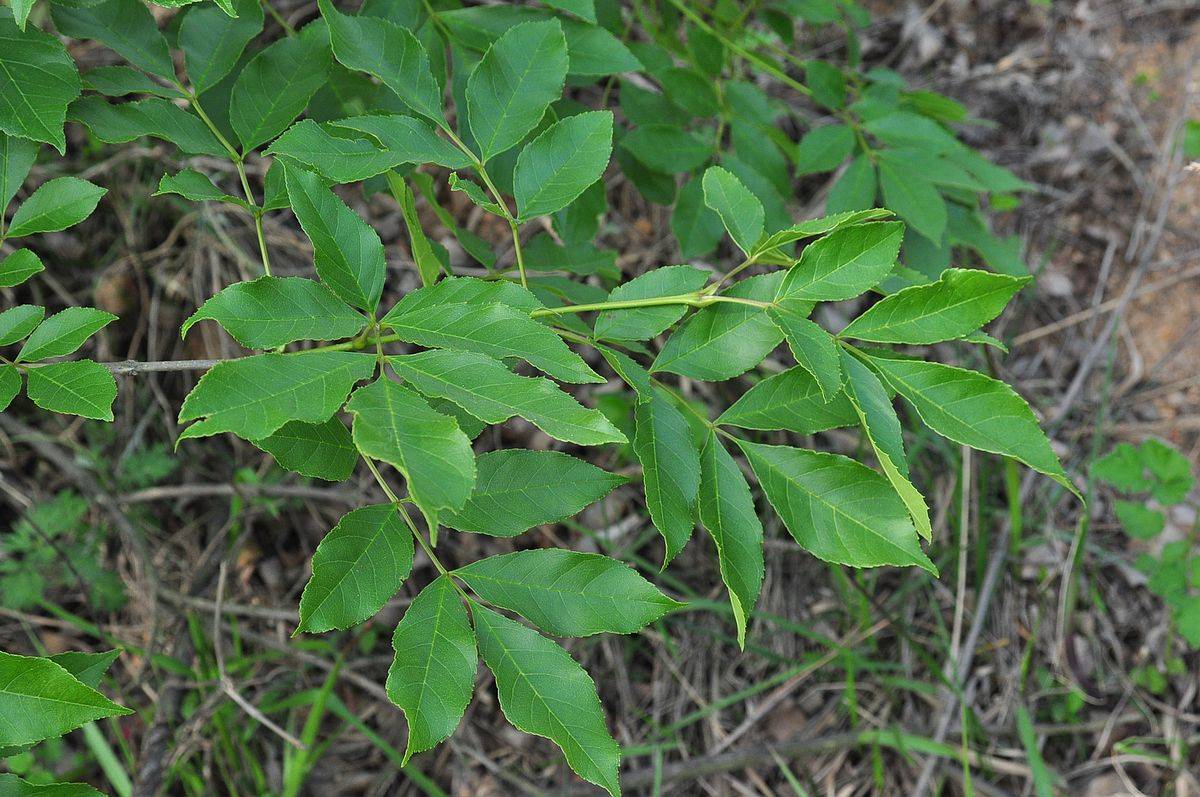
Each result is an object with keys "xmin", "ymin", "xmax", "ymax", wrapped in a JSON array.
[
  {"xmin": 840, "ymin": 352, "xmax": 932, "ymax": 541},
  {"xmin": 717, "ymin": 366, "xmax": 858, "ymax": 433},
  {"xmin": 82, "ymin": 65, "xmax": 185, "ymax": 99},
  {"xmin": 778, "ymin": 221, "xmax": 903, "ymax": 301},
  {"xmin": 0, "ymin": 774, "xmax": 102, "ymax": 796},
  {"xmin": 0, "ymin": 249, "xmax": 43, "ymax": 288},
  {"xmin": 25, "ymin": 360, "xmax": 116, "ymax": 421},
  {"xmin": 1140, "ymin": 438, "xmax": 1194, "ymax": 504},
  {"xmin": 345, "ymin": 377, "xmax": 476, "ymax": 514},
  {"xmin": 840, "ymin": 268, "xmax": 1030, "ymax": 344},
  {"xmin": 0, "ymin": 650, "xmax": 131, "ymax": 747},
  {"xmin": 6, "ymin": 177, "xmax": 105, "ymax": 238},
  {"xmin": 467, "ymin": 20, "xmax": 569, "ymax": 161},
  {"xmin": 180, "ymin": 0, "xmax": 264, "ymax": 93},
  {"xmin": 514, "ymin": 110, "xmax": 613, "ymax": 219},
  {"xmin": 11, "ymin": 0, "xmax": 33, "ymax": 30},
  {"xmin": 458, "ymin": 549, "xmax": 678, "ymax": 636},
  {"xmin": 473, "ymin": 605, "xmax": 620, "ymax": 797},
  {"xmin": 448, "ymin": 173, "xmax": 504, "ymax": 215},
  {"xmin": 182, "ymin": 276, "xmax": 367, "ymax": 349},
  {"xmin": 701, "ymin": 165, "xmax": 763, "ymax": 255},
  {"xmin": 661, "ymin": 66, "xmax": 719, "ymax": 117},
  {"xmin": 864, "ymin": 354, "xmax": 1076, "ymax": 496},
  {"xmin": 767, "ymin": 298, "xmax": 840, "ymax": 400},
  {"xmin": 671, "ymin": 176, "xmax": 725, "ymax": 259},
  {"xmin": 0, "ymin": 364, "xmax": 20, "ymax": 412},
  {"xmin": 230, "ymin": 26, "xmax": 331, "ymax": 151},
  {"xmin": 594, "ymin": 264, "xmax": 709, "ymax": 342},
  {"xmin": 652, "ymin": 272, "xmax": 784, "ymax": 381},
  {"xmin": 0, "ymin": 13, "xmax": 80, "ymax": 154},
  {"xmin": 1092, "ymin": 443, "xmax": 1152, "ymax": 493},
  {"xmin": 386, "ymin": 576, "xmax": 476, "ymax": 763},
  {"xmin": 826, "ymin": 154, "xmax": 876, "ymax": 213},
  {"xmin": 738, "ymin": 440, "xmax": 936, "ymax": 573},
  {"xmin": 332, "ymin": 115, "xmax": 472, "ymax": 169},
  {"xmin": 284, "ymin": 164, "xmax": 386, "ymax": 313},
  {"xmin": 154, "ymin": 169, "xmax": 251, "ymax": 208},
  {"xmin": 388, "ymin": 172, "xmax": 442, "ymax": 287},
  {"xmin": 0, "ymin": 304, "xmax": 44, "ymax": 345},
  {"xmin": 69, "ymin": 96, "xmax": 226, "ymax": 157},
  {"xmin": 178, "ymin": 351, "xmax": 375, "ymax": 442},
  {"xmin": 622, "ymin": 124, "xmax": 710, "ymax": 173},
  {"xmin": 46, "ymin": 650, "xmax": 120, "ymax": 690},
  {"xmin": 1115, "ymin": 501, "xmax": 1164, "ymax": 540},
  {"xmin": 381, "ymin": 296, "xmax": 603, "ymax": 385},
  {"xmin": 795, "ymin": 124, "xmax": 855, "ymax": 175},
  {"xmin": 697, "ymin": 431, "xmax": 763, "ymax": 649},
  {"xmin": 752, "ymin": 209, "xmax": 894, "ymax": 260},
  {"xmin": 634, "ymin": 387, "xmax": 700, "ymax": 566},
  {"xmin": 51, "ymin": 0, "xmax": 174, "ymax": 78},
  {"xmin": 319, "ymin": 0, "xmax": 445, "ymax": 126},
  {"xmin": 1, "ymin": 132, "xmax": 38, "ymax": 210},
  {"xmin": 253, "ymin": 418, "xmax": 357, "ymax": 482},
  {"xmin": 266, "ymin": 120, "xmax": 401, "ymax": 184},
  {"xmin": 542, "ymin": 0, "xmax": 596, "ymax": 22},
  {"xmin": 805, "ymin": 60, "xmax": 846, "ymax": 109},
  {"xmin": 17, "ymin": 307, "xmax": 116, "ymax": 362},
  {"xmin": 442, "ymin": 449, "xmax": 624, "ymax": 537},
  {"xmin": 878, "ymin": 157, "xmax": 947, "ymax": 244},
  {"xmin": 389, "ymin": 350, "xmax": 625, "ymax": 446},
  {"xmin": 297, "ymin": 504, "xmax": 414, "ymax": 633}
]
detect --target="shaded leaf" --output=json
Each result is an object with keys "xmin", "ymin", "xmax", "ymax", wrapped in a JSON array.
[
  {"xmin": 634, "ymin": 387, "xmax": 700, "ymax": 566},
  {"xmin": 253, "ymin": 418, "xmax": 357, "ymax": 482},
  {"xmin": 515, "ymin": 110, "xmax": 613, "ymax": 219},
  {"xmin": 716, "ymin": 366, "xmax": 857, "ymax": 433}
]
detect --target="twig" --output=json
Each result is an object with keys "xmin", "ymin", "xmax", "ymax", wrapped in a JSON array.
[{"xmin": 212, "ymin": 562, "xmax": 306, "ymax": 750}]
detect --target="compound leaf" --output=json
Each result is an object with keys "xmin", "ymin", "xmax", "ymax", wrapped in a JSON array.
[
  {"xmin": 381, "ymin": 298, "xmax": 603, "ymax": 385},
  {"xmin": 457, "ymin": 550, "xmax": 679, "ymax": 636},
  {"xmin": 230, "ymin": 25, "xmax": 331, "ymax": 151},
  {"xmin": 515, "ymin": 110, "xmax": 613, "ymax": 219},
  {"xmin": 386, "ymin": 576, "xmax": 476, "ymax": 763},
  {"xmin": 0, "ymin": 305, "xmax": 43, "ymax": 346},
  {"xmin": 466, "ymin": 20, "xmax": 568, "ymax": 161},
  {"xmin": 840, "ymin": 268, "xmax": 1030, "ymax": 344},
  {"xmin": 297, "ymin": 504, "xmax": 414, "ymax": 633},
  {"xmin": 864, "ymin": 354, "xmax": 1076, "ymax": 496},
  {"xmin": 594, "ymin": 264, "xmax": 709, "ymax": 342},
  {"xmin": 6, "ymin": 177, "xmax": 105, "ymax": 238},
  {"xmin": 652, "ymin": 272, "xmax": 783, "ymax": 381},
  {"xmin": 17, "ymin": 307, "xmax": 115, "ymax": 362},
  {"xmin": 180, "ymin": 0, "xmax": 264, "ymax": 93},
  {"xmin": 25, "ymin": 360, "xmax": 116, "ymax": 421},
  {"xmin": 702, "ymin": 165, "xmax": 763, "ymax": 255},
  {"xmin": 697, "ymin": 431, "xmax": 764, "ymax": 648},
  {"xmin": 767, "ymin": 297, "xmax": 840, "ymax": 400},
  {"xmin": 389, "ymin": 350, "xmax": 625, "ymax": 446},
  {"xmin": 178, "ymin": 351, "xmax": 375, "ymax": 442},
  {"xmin": 319, "ymin": 0, "xmax": 444, "ymax": 126},
  {"xmin": 0, "ymin": 250, "xmax": 43, "ymax": 288},
  {"xmin": 182, "ymin": 276, "xmax": 367, "ymax": 349},
  {"xmin": 442, "ymin": 449, "xmax": 625, "ymax": 537},
  {"xmin": 51, "ymin": 0, "xmax": 173, "ymax": 78},
  {"xmin": 473, "ymin": 605, "xmax": 620, "ymax": 797},
  {"xmin": 841, "ymin": 352, "xmax": 932, "ymax": 541},
  {"xmin": 253, "ymin": 418, "xmax": 358, "ymax": 482},
  {"xmin": 778, "ymin": 221, "xmax": 903, "ymax": 301},
  {"xmin": 0, "ymin": 13, "xmax": 81, "ymax": 153},
  {"xmin": 284, "ymin": 164, "xmax": 386, "ymax": 313},
  {"xmin": 633, "ymin": 387, "xmax": 700, "ymax": 566},
  {"xmin": 716, "ymin": 366, "xmax": 860, "ymax": 433},
  {"xmin": 345, "ymin": 377, "xmax": 476, "ymax": 514},
  {"xmin": 0, "ymin": 650, "xmax": 131, "ymax": 747},
  {"xmin": 738, "ymin": 440, "xmax": 936, "ymax": 573}
]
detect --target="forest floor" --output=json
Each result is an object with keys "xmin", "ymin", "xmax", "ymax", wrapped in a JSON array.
[{"xmin": 2, "ymin": 1, "xmax": 1199, "ymax": 795}]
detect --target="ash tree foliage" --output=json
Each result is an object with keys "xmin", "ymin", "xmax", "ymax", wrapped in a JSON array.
[{"xmin": 0, "ymin": 0, "xmax": 1079, "ymax": 792}]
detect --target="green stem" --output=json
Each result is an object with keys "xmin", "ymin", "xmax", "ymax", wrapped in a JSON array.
[
  {"xmin": 362, "ymin": 455, "xmax": 471, "ymax": 601},
  {"xmin": 509, "ymin": 219, "xmax": 528, "ymax": 288},
  {"xmin": 662, "ymin": 0, "xmax": 812, "ymax": 98},
  {"xmin": 261, "ymin": 0, "xmax": 296, "ymax": 35},
  {"xmin": 178, "ymin": 81, "xmax": 272, "ymax": 276}
]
